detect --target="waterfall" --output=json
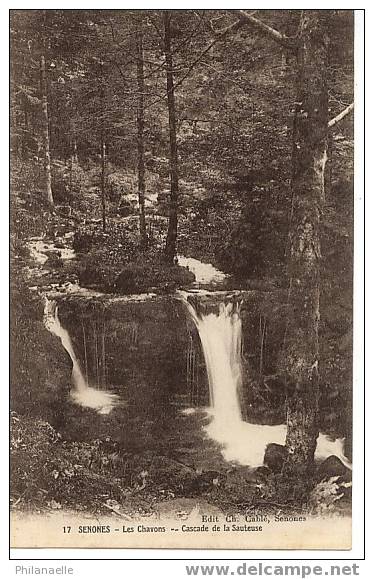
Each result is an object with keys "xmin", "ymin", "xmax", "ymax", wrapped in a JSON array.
[
  {"xmin": 43, "ymin": 298, "xmax": 119, "ymax": 414},
  {"xmin": 181, "ymin": 292, "xmax": 351, "ymax": 469},
  {"xmin": 183, "ymin": 296, "xmax": 243, "ymax": 423},
  {"xmin": 44, "ymin": 298, "xmax": 87, "ymax": 392}
]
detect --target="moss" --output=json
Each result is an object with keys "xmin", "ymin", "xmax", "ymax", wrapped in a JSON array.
[
  {"xmin": 10, "ymin": 283, "xmax": 72, "ymax": 425},
  {"xmin": 115, "ymin": 262, "xmax": 195, "ymax": 294},
  {"xmin": 77, "ymin": 248, "xmax": 195, "ymax": 294}
]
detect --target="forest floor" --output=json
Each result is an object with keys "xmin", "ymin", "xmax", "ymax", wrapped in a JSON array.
[{"xmin": 10, "ymin": 412, "xmax": 352, "ymax": 521}]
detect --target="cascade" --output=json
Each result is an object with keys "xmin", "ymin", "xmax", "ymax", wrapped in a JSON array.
[
  {"xmin": 181, "ymin": 292, "xmax": 352, "ymax": 469},
  {"xmin": 43, "ymin": 298, "xmax": 119, "ymax": 414}
]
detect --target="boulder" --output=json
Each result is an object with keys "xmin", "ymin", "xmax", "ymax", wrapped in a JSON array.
[
  {"xmin": 263, "ymin": 443, "xmax": 288, "ymax": 472},
  {"xmin": 45, "ymin": 252, "xmax": 63, "ymax": 269},
  {"xmin": 316, "ymin": 455, "xmax": 352, "ymax": 482},
  {"xmin": 184, "ymin": 470, "xmax": 223, "ymax": 495},
  {"xmin": 252, "ymin": 466, "xmax": 272, "ymax": 482}
]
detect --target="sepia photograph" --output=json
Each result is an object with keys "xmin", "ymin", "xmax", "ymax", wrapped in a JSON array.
[{"xmin": 10, "ymin": 8, "xmax": 356, "ymax": 550}]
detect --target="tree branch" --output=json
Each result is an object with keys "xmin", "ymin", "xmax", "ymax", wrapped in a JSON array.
[
  {"xmin": 231, "ymin": 9, "xmax": 296, "ymax": 50},
  {"xmin": 210, "ymin": 14, "xmax": 248, "ymax": 36},
  {"xmin": 328, "ymin": 103, "xmax": 354, "ymax": 128},
  {"xmin": 140, "ymin": 15, "xmax": 244, "ymax": 112},
  {"xmin": 171, "ymin": 18, "xmax": 243, "ymax": 94}
]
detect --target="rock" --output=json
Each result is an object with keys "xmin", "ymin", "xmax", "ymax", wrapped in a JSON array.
[
  {"xmin": 10, "ymin": 289, "xmax": 72, "ymax": 427},
  {"xmin": 263, "ymin": 443, "xmax": 288, "ymax": 472},
  {"xmin": 44, "ymin": 229, "xmax": 56, "ymax": 241},
  {"xmin": 316, "ymin": 455, "xmax": 352, "ymax": 482},
  {"xmin": 254, "ymin": 465, "xmax": 272, "ymax": 479},
  {"xmin": 116, "ymin": 268, "xmax": 138, "ymax": 294},
  {"xmin": 344, "ymin": 434, "xmax": 352, "ymax": 462},
  {"xmin": 247, "ymin": 466, "xmax": 272, "ymax": 487},
  {"xmin": 45, "ymin": 253, "xmax": 63, "ymax": 269},
  {"xmin": 184, "ymin": 470, "xmax": 223, "ymax": 495},
  {"xmin": 45, "ymin": 249, "xmax": 61, "ymax": 256}
]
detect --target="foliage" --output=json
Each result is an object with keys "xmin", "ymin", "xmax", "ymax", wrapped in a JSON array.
[
  {"xmin": 11, "ymin": 9, "xmax": 353, "ymax": 278},
  {"xmin": 10, "ymin": 281, "xmax": 71, "ymax": 423},
  {"xmin": 78, "ymin": 246, "xmax": 195, "ymax": 293},
  {"xmin": 11, "ymin": 413, "xmax": 131, "ymax": 512},
  {"xmin": 115, "ymin": 257, "xmax": 196, "ymax": 294},
  {"xmin": 73, "ymin": 222, "xmax": 137, "ymax": 255},
  {"xmin": 73, "ymin": 220, "xmax": 195, "ymax": 292},
  {"xmin": 51, "ymin": 160, "xmax": 87, "ymax": 203},
  {"xmin": 10, "ymin": 159, "xmax": 54, "ymax": 240},
  {"xmin": 12, "ymin": 413, "xmax": 349, "ymax": 517},
  {"xmin": 309, "ymin": 476, "xmax": 352, "ymax": 516},
  {"xmin": 218, "ymin": 197, "xmax": 288, "ymax": 279}
]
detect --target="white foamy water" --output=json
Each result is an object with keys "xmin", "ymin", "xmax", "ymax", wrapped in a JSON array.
[
  {"xmin": 44, "ymin": 298, "xmax": 119, "ymax": 414},
  {"xmin": 70, "ymin": 388, "xmax": 119, "ymax": 415},
  {"xmin": 28, "ymin": 239, "xmax": 75, "ymax": 265},
  {"xmin": 182, "ymin": 294, "xmax": 351, "ymax": 469},
  {"xmin": 178, "ymin": 256, "xmax": 226, "ymax": 285},
  {"xmin": 205, "ymin": 418, "xmax": 350, "ymax": 468},
  {"xmin": 184, "ymin": 298, "xmax": 243, "ymax": 422},
  {"xmin": 181, "ymin": 407, "xmax": 197, "ymax": 416}
]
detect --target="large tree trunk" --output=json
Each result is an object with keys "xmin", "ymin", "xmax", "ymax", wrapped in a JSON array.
[
  {"xmin": 136, "ymin": 23, "xmax": 147, "ymax": 247},
  {"xmin": 40, "ymin": 55, "xmax": 54, "ymax": 206},
  {"xmin": 284, "ymin": 11, "xmax": 330, "ymax": 473},
  {"xmin": 163, "ymin": 11, "xmax": 179, "ymax": 264}
]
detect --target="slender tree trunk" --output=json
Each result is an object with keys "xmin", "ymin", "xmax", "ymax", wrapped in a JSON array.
[
  {"xmin": 73, "ymin": 138, "xmax": 78, "ymax": 164},
  {"xmin": 70, "ymin": 136, "xmax": 78, "ymax": 189},
  {"xmin": 136, "ymin": 24, "xmax": 147, "ymax": 247},
  {"xmin": 100, "ymin": 136, "xmax": 107, "ymax": 232},
  {"xmin": 69, "ymin": 137, "xmax": 79, "ymax": 197},
  {"xmin": 69, "ymin": 137, "xmax": 75, "ymax": 195},
  {"xmin": 284, "ymin": 11, "xmax": 330, "ymax": 473},
  {"xmin": 40, "ymin": 55, "xmax": 54, "ymax": 206},
  {"xmin": 101, "ymin": 318, "xmax": 106, "ymax": 389},
  {"xmin": 94, "ymin": 321, "xmax": 100, "ymax": 388},
  {"xmin": 259, "ymin": 315, "xmax": 266, "ymax": 377},
  {"xmin": 22, "ymin": 100, "xmax": 29, "ymax": 160},
  {"xmin": 100, "ymin": 61, "xmax": 107, "ymax": 232},
  {"xmin": 69, "ymin": 145, "xmax": 73, "ymax": 194},
  {"xmin": 326, "ymin": 132, "xmax": 333, "ymax": 200},
  {"xmin": 82, "ymin": 320, "xmax": 89, "ymax": 385},
  {"xmin": 163, "ymin": 11, "xmax": 179, "ymax": 264}
]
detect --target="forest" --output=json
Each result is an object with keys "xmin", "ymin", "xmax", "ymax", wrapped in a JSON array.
[{"xmin": 10, "ymin": 9, "xmax": 354, "ymax": 532}]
